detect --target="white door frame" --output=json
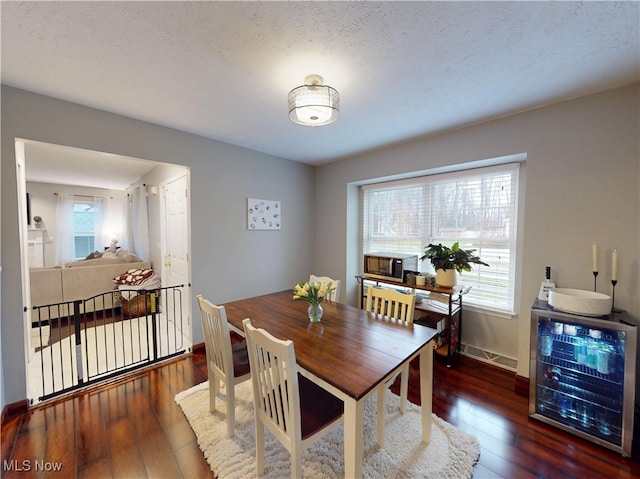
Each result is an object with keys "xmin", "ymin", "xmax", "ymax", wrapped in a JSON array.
[
  {"xmin": 15, "ymin": 140, "xmax": 34, "ymax": 364},
  {"xmin": 159, "ymin": 172, "xmax": 192, "ymax": 345}
]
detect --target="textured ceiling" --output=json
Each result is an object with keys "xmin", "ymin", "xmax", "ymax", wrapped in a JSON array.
[{"xmin": 2, "ymin": 1, "xmax": 639, "ymax": 186}]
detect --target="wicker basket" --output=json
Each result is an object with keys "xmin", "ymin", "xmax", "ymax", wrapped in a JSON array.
[{"xmin": 121, "ymin": 291, "xmax": 159, "ymax": 318}]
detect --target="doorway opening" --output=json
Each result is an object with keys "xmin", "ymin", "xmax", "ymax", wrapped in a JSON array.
[{"xmin": 17, "ymin": 139, "xmax": 192, "ymax": 404}]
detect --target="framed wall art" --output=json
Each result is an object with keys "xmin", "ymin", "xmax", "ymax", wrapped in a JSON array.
[{"xmin": 247, "ymin": 198, "xmax": 281, "ymax": 230}]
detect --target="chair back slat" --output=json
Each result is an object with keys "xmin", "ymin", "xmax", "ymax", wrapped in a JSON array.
[
  {"xmin": 310, "ymin": 274, "xmax": 341, "ymax": 302},
  {"xmin": 365, "ymin": 286, "xmax": 415, "ymax": 443},
  {"xmin": 365, "ymin": 286, "xmax": 416, "ymax": 323},
  {"xmin": 244, "ymin": 318, "xmax": 301, "ymax": 448},
  {"xmin": 197, "ymin": 294, "xmax": 251, "ymax": 438},
  {"xmin": 197, "ymin": 296, "xmax": 234, "ymax": 379}
]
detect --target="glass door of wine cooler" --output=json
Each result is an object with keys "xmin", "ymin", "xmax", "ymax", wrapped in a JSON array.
[{"xmin": 529, "ymin": 300, "xmax": 637, "ymax": 456}]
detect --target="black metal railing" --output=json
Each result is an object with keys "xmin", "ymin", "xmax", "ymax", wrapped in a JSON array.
[{"xmin": 30, "ymin": 285, "xmax": 187, "ymax": 402}]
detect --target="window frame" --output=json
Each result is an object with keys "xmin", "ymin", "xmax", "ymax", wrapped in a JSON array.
[
  {"xmin": 70, "ymin": 197, "xmax": 102, "ymax": 260},
  {"xmin": 361, "ymin": 163, "xmax": 520, "ymax": 315}
]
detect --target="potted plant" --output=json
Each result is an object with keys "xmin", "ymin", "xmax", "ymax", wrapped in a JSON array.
[
  {"xmin": 420, "ymin": 242, "xmax": 489, "ymax": 287},
  {"xmin": 33, "ymin": 215, "xmax": 43, "ymax": 228}
]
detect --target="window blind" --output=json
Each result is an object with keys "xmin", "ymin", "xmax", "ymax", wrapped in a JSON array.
[{"xmin": 362, "ymin": 163, "xmax": 519, "ymax": 313}]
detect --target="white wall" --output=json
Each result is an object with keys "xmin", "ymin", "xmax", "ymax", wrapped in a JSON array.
[
  {"xmin": 315, "ymin": 83, "xmax": 640, "ymax": 379},
  {"xmin": 1, "ymin": 86, "xmax": 315, "ymax": 406}
]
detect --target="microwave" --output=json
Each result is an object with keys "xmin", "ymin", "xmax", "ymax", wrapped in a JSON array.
[{"xmin": 363, "ymin": 253, "xmax": 418, "ymax": 282}]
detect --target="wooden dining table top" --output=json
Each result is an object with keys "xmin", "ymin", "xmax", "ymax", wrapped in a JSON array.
[{"xmin": 223, "ymin": 289, "xmax": 438, "ymax": 401}]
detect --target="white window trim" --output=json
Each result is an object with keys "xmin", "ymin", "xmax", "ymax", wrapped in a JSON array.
[{"xmin": 361, "ymin": 161, "xmax": 522, "ymax": 315}]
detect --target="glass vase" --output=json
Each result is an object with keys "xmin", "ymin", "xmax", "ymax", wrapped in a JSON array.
[{"xmin": 307, "ymin": 303, "xmax": 323, "ymax": 323}]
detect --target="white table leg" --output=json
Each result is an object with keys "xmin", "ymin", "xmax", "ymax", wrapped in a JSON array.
[
  {"xmin": 344, "ymin": 396, "xmax": 365, "ymax": 478},
  {"xmin": 377, "ymin": 387, "xmax": 385, "ymax": 448},
  {"xmin": 420, "ymin": 340, "xmax": 433, "ymax": 443}
]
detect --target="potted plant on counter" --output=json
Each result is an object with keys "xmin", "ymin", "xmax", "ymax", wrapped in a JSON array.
[
  {"xmin": 33, "ymin": 215, "xmax": 44, "ymax": 228},
  {"xmin": 420, "ymin": 242, "xmax": 489, "ymax": 287}
]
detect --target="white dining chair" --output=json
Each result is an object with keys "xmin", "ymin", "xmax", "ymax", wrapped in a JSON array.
[
  {"xmin": 365, "ymin": 285, "xmax": 416, "ymax": 445},
  {"xmin": 309, "ymin": 274, "xmax": 341, "ymax": 302},
  {"xmin": 196, "ymin": 294, "xmax": 251, "ymax": 438},
  {"xmin": 243, "ymin": 318, "xmax": 344, "ymax": 479}
]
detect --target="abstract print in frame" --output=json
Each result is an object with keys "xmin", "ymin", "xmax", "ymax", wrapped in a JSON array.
[{"xmin": 247, "ymin": 198, "xmax": 281, "ymax": 230}]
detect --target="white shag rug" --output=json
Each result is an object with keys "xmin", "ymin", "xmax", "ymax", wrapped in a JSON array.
[{"xmin": 176, "ymin": 380, "xmax": 480, "ymax": 479}]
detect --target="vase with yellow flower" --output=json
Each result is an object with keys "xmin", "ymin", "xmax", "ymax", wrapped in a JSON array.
[{"xmin": 293, "ymin": 280, "xmax": 335, "ymax": 322}]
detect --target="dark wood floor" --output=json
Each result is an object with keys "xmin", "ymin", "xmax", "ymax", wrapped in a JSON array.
[{"xmin": 2, "ymin": 350, "xmax": 639, "ymax": 478}]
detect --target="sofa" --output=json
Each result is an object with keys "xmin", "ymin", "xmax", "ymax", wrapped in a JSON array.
[{"xmin": 30, "ymin": 256, "xmax": 151, "ymax": 323}]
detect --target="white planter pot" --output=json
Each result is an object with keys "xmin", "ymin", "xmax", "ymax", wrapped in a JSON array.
[{"xmin": 436, "ymin": 269, "xmax": 457, "ymax": 287}]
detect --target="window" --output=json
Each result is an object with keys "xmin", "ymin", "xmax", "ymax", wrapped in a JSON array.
[
  {"xmin": 362, "ymin": 163, "xmax": 520, "ymax": 314},
  {"xmin": 56, "ymin": 194, "xmax": 105, "ymax": 262},
  {"xmin": 72, "ymin": 200, "xmax": 99, "ymax": 258}
]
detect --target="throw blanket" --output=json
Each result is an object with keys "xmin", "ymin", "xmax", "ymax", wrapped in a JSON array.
[{"xmin": 113, "ymin": 268, "xmax": 161, "ymax": 300}]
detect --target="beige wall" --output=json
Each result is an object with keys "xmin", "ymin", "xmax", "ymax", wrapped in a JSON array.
[{"xmin": 315, "ymin": 83, "xmax": 640, "ymax": 379}]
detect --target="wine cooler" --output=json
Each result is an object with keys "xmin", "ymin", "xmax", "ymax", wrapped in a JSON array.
[{"xmin": 529, "ymin": 299, "xmax": 637, "ymax": 456}]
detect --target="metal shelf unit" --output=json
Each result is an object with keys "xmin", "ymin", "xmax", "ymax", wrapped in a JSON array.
[{"xmin": 357, "ymin": 274, "xmax": 467, "ymax": 366}]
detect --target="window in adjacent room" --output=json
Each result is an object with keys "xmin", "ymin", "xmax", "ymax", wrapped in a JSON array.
[
  {"xmin": 56, "ymin": 194, "xmax": 104, "ymax": 262},
  {"xmin": 362, "ymin": 163, "xmax": 520, "ymax": 314},
  {"xmin": 72, "ymin": 199, "xmax": 101, "ymax": 258},
  {"xmin": 57, "ymin": 192, "xmax": 128, "ymax": 263}
]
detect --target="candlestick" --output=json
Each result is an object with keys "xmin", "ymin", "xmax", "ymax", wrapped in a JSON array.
[
  {"xmin": 612, "ymin": 249, "xmax": 618, "ymax": 282},
  {"xmin": 611, "ymin": 279, "xmax": 617, "ymax": 312},
  {"xmin": 593, "ymin": 271, "xmax": 598, "ymax": 292},
  {"xmin": 592, "ymin": 242, "xmax": 598, "ymax": 272}
]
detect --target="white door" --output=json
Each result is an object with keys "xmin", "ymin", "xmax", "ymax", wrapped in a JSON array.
[
  {"xmin": 15, "ymin": 141, "xmax": 34, "ymax": 361},
  {"xmin": 160, "ymin": 174, "xmax": 191, "ymax": 341}
]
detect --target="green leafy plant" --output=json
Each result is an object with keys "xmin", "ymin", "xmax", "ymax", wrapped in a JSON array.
[
  {"xmin": 33, "ymin": 215, "xmax": 42, "ymax": 223},
  {"xmin": 420, "ymin": 242, "xmax": 489, "ymax": 273}
]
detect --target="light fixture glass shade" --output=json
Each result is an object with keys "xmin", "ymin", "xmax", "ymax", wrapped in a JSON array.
[{"xmin": 288, "ymin": 75, "xmax": 339, "ymax": 126}]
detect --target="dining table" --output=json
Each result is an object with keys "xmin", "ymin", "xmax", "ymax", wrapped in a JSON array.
[{"xmin": 223, "ymin": 289, "xmax": 438, "ymax": 479}]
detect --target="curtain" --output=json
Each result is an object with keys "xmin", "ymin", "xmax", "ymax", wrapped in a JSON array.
[
  {"xmin": 55, "ymin": 193, "xmax": 75, "ymax": 264},
  {"xmin": 56, "ymin": 193, "xmax": 133, "ymax": 265},
  {"xmin": 100, "ymin": 194, "xmax": 128, "ymax": 250},
  {"xmin": 126, "ymin": 187, "xmax": 150, "ymax": 260},
  {"xmin": 56, "ymin": 193, "xmax": 134, "ymax": 264}
]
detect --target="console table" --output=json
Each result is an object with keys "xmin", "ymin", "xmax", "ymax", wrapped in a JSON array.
[{"xmin": 357, "ymin": 274, "xmax": 469, "ymax": 366}]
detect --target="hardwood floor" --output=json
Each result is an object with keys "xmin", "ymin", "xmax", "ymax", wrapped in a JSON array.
[{"xmin": 2, "ymin": 350, "xmax": 639, "ymax": 478}]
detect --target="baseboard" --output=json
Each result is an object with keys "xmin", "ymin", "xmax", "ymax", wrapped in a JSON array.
[
  {"xmin": 460, "ymin": 342, "xmax": 518, "ymax": 371},
  {"xmin": 192, "ymin": 342, "xmax": 205, "ymax": 355},
  {"xmin": 514, "ymin": 375, "xmax": 529, "ymax": 397},
  {"xmin": 1, "ymin": 399, "xmax": 29, "ymax": 425},
  {"xmin": 460, "ymin": 343, "xmax": 529, "ymax": 398}
]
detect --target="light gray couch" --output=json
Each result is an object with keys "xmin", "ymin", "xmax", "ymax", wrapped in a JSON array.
[{"xmin": 30, "ymin": 257, "xmax": 151, "ymax": 322}]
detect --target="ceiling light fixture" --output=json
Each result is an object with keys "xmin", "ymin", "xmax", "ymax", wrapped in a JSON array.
[{"xmin": 288, "ymin": 74, "xmax": 339, "ymax": 126}]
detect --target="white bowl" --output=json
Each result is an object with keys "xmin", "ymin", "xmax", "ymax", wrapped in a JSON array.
[{"xmin": 548, "ymin": 288, "xmax": 612, "ymax": 317}]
